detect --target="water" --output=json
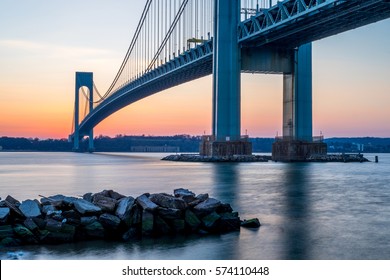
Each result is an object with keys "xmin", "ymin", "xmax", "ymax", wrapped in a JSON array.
[{"xmin": 0, "ymin": 152, "xmax": 389, "ymax": 260}]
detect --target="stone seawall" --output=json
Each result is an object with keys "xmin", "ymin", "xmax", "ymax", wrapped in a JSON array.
[{"xmin": 0, "ymin": 189, "xmax": 260, "ymax": 248}]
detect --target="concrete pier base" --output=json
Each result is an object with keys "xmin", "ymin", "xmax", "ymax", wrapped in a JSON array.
[
  {"xmin": 272, "ymin": 138, "xmax": 327, "ymax": 162},
  {"xmin": 200, "ymin": 136, "xmax": 252, "ymax": 157}
]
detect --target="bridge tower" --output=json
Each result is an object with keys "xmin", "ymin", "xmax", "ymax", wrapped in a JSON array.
[
  {"xmin": 201, "ymin": 0, "xmax": 252, "ymax": 157},
  {"xmin": 272, "ymin": 43, "xmax": 327, "ymax": 161},
  {"xmin": 72, "ymin": 72, "xmax": 94, "ymax": 152}
]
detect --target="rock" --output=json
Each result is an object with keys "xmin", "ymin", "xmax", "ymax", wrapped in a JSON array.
[
  {"xmin": 73, "ymin": 199, "xmax": 101, "ymax": 215},
  {"xmin": 32, "ymin": 217, "xmax": 47, "ymax": 230},
  {"xmin": 0, "ymin": 225, "xmax": 15, "ymax": 239},
  {"xmin": 174, "ymin": 188, "xmax": 195, "ymax": 197},
  {"xmin": 115, "ymin": 197, "xmax": 135, "ymax": 220},
  {"xmin": 40, "ymin": 194, "xmax": 65, "ymax": 207},
  {"xmin": 19, "ymin": 199, "xmax": 41, "ymax": 218},
  {"xmin": 136, "ymin": 194, "xmax": 158, "ymax": 212},
  {"xmin": 23, "ymin": 218, "xmax": 39, "ymax": 233},
  {"xmin": 84, "ymin": 221, "xmax": 105, "ymax": 239},
  {"xmin": 174, "ymin": 188, "xmax": 196, "ymax": 203},
  {"xmin": 45, "ymin": 218, "xmax": 63, "ymax": 232},
  {"xmin": 149, "ymin": 193, "xmax": 187, "ymax": 210},
  {"xmin": 202, "ymin": 211, "xmax": 221, "ymax": 231},
  {"xmin": 1, "ymin": 237, "xmax": 21, "ymax": 247},
  {"xmin": 240, "ymin": 218, "xmax": 261, "ymax": 228},
  {"xmin": 217, "ymin": 203, "xmax": 234, "ymax": 214},
  {"xmin": 42, "ymin": 205, "xmax": 56, "ymax": 215},
  {"xmin": 5, "ymin": 195, "xmax": 20, "ymax": 206},
  {"xmin": 3, "ymin": 199, "xmax": 24, "ymax": 217},
  {"xmin": 188, "ymin": 193, "xmax": 209, "ymax": 207},
  {"xmin": 63, "ymin": 196, "xmax": 78, "ymax": 207},
  {"xmin": 154, "ymin": 216, "xmax": 172, "ymax": 235},
  {"xmin": 141, "ymin": 210, "xmax": 154, "ymax": 236},
  {"xmin": 193, "ymin": 198, "xmax": 221, "ymax": 217},
  {"xmin": 0, "ymin": 207, "xmax": 10, "ymax": 223},
  {"xmin": 184, "ymin": 209, "xmax": 201, "ymax": 231},
  {"xmin": 13, "ymin": 224, "xmax": 37, "ymax": 244},
  {"xmin": 157, "ymin": 208, "xmax": 182, "ymax": 220},
  {"xmin": 99, "ymin": 213, "xmax": 121, "ymax": 230},
  {"xmin": 170, "ymin": 219, "xmax": 185, "ymax": 233},
  {"xmin": 45, "ymin": 223, "xmax": 76, "ymax": 243},
  {"xmin": 62, "ymin": 210, "xmax": 81, "ymax": 226},
  {"xmin": 130, "ymin": 205, "xmax": 142, "ymax": 226},
  {"xmin": 92, "ymin": 194, "xmax": 117, "ymax": 213},
  {"xmin": 83, "ymin": 192, "xmax": 93, "ymax": 203},
  {"xmin": 122, "ymin": 227, "xmax": 139, "ymax": 241},
  {"xmin": 80, "ymin": 216, "xmax": 98, "ymax": 226},
  {"xmin": 107, "ymin": 190, "xmax": 126, "ymax": 200},
  {"xmin": 219, "ymin": 212, "xmax": 241, "ymax": 232}
]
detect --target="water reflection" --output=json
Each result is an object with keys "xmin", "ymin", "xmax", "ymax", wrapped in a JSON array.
[
  {"xmin": 211, "ymin": 163, "xmax": 240, "ymax": 205},
  {"xmin": 282, "ymin": 163, "xmax": 311, "ymax": 259}
]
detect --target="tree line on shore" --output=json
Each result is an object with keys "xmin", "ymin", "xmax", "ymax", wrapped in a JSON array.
[{"xmin": 0, "ymin": 135, "xmax": 389, "ymax": 153}]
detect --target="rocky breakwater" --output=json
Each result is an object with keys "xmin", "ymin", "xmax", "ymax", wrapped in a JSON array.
[{"xmin": 0, "ymin": 189, "xmax": 260, "ymax": 248}]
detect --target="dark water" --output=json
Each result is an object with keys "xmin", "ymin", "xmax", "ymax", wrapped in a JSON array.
[{"xmin": 0, "ymin": 152, "xmax": 389, "ymax": 260}]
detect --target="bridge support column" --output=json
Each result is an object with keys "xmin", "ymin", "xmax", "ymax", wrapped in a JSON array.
[
  {"xmin": 202, "ymin": 0, "xmax": 251, "ymax": 157},
  {"xmin": 272, "ymin": 43, "xmax": 326, "ymax": 161},
  {"xmin": 73, "ymin": 72, "xmax": 94, "ymax": 152}
]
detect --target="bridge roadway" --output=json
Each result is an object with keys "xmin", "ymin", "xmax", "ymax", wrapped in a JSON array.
[{"xmin": 76, "ymin": 0, "xmax": 390, "ymax": 137}]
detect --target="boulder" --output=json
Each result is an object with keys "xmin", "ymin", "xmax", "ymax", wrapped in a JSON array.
[
  {"xmin": 201, "ymin": 211, "xmax": 221, "ymax": 232},
  {"xmin": 0, "ymin": 225, "xmax": 15, "ymax": 239},
  {"xmin": 62, "ymin": 210, "xmax": 81, "ymax": 226},
  {"xmin": 42, "ymin": 205, "xmax": 56, "ymax": 215},
  {"xmin": 154, "ymin": 216, "xmax": 172, "ymax": 235},
  {"xmin": 1, "ymin": 237, "xmax": 21, "ymax": 247},
  {"xmin": 84, "ymin": 221, "xmax": 105, "ymax": 239},
  {"xmin": 170, "ymin": 219, "xmax": 185, "ymax": 233},
  {"xmin": 92, "ymin": 194, "xmax": 117, "ymax": 213},
  {"xmin": 184, "ymin": 209, "xmax": 201, "ymax": 231},
  {"xmin": 23, "ymin": 218, "xmax": 39, "ymax": 233},
  {"xmin": 83, "ymin": 192, "xmax": 93, "ymax": 203},
  {"xmin": 240, "ymin": 218, "xmax": 261, "ymax": 228},
  {"xmin": 99, "ymin": 213, "xmax": 121, "ymax": 230},
  {"xmin": 40, "ymin": 194, "xmax": 65, "ymax": 207},
  {"xmin": 193, "ymin": 198, "xmax": 221, "ymax": 217},
  {"xmin": 219, "ymin": 212, "xmax": 241, "ymax": 232},
  {"xmin": 174, "ymin": 188, "xmax": 195, "ymax": 197},
  {"xmin": 115, "ymin": 196, "xmax": 135, "ymax": 220},
  {"xmin": 3, "ymin": 199, "xmax": 24, "ymax": 218},
  {"xmin": 141, "ymin": 210, "xmax": 154, "ymax": 236},
  {"xmin": 122, "ymin": 227, "xmax": 139, "ymax": 241},
  {"xmin": 149, "ymin": 193, "xmax": 187, "ymax": 210},
  {"xmin": 5, "ymin": 195, "xmax": 20, "ymax": 206},
  {"xmin": 73, "ymin": 199, "xmax": 101, "ymax": 215},
  {"xmin": 63, "ymin": 196, "xmax": 78, "ymax": 207},
  {"xmin": 174, "ymin": 188, "xmax": 196, "ymax": 203},
  {"xmin": 13, "ymin": 224, "xmax": 37, "ymax": 244},
  {"xmin": 217, "ymin": 203, "xmax": 234, "ymax": 214},
  {"xmin": 136, "ymin": 194, "xmax": 158, "ymax": 212},
  {"xmin": 157, "ymin": 208, "xmax": 182, "ymax": 220},
  {"xmin": 45, "ymin": 218, "xmax": 63, "ymax": 232},
  {"xmin": 0, "ymin": 207, "xmax": 10, "ymax": 223},
  {"xmin": 80, "ymin": 216, "xmax": 98, "ymax": 226},
  {"xmin": 19, "ymin": 199, "xmax": 41, "ymax": 218},
  {"xmin": 107, "ymin": 190, "xmax": 126, "ymax": 200}
]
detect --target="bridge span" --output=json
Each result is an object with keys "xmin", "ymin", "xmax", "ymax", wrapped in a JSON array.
[{"xmin": 71, "ymin": 0, "xmax": 390, "ymax": 160}]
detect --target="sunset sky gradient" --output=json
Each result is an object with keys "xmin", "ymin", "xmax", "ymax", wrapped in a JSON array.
[{"xmin": 1, "ymin": 0, "xmax": 389, "ymax": 139}]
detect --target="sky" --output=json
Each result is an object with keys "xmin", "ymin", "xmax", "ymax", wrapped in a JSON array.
[{"xmin": 0, "ymin": 0, "xmax": 389, "ymax": 139}]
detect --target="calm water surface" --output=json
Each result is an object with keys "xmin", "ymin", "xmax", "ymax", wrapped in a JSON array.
[{"xmin": 0, "ymin": 152, "xmax": 389, "ymax": 260}]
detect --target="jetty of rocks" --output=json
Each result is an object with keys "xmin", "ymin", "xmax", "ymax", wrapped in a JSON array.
[
  {"xmin": 0, "ymin": 189, "xmax": 260, "ymax": 248},
  {"xmin": 162, "ymin": 154, "xmax": 270, "ymax": 162}
]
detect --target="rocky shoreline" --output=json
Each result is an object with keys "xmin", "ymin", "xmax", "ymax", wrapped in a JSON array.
[
  {"xmin": 162, "ymin": 154, "xmax": 271, "ymax": 162},
  {"xmin": 0, "ymin": 189, "xmax": 260, "ymax": 248}
]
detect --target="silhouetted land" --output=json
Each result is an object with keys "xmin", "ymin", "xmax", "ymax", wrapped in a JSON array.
[{"xmin": 0, "ymin": 135, "xmax": 389, "ymax": 153}]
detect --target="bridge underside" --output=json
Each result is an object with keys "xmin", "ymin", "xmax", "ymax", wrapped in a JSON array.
[{"xmin": 73, "ymin": 0, "xmax": 390, "ymax": 159}]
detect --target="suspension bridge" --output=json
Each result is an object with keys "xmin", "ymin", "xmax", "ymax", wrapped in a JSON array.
[{"xmin": 70, "ymin": 0, "xmax": 390, "ymax": 160}]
